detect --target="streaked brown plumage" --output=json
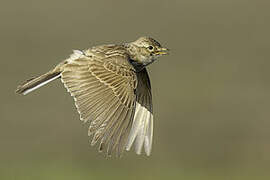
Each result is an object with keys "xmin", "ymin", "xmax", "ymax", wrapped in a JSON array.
[{"xmin": 16, "ymin": 37, "xmax": 169, "ymax": 157}]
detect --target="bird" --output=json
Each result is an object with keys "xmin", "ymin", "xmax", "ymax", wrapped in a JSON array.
[{"xmin": 16, "ymin": 37, "xmax": 169, "ymax": 157}]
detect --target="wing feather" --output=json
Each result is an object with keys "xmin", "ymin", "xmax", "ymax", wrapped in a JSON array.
[
  {"xmin": 126, "ymin": 68, "xmax": 153, "ymax": 156},
  {"xmin": 61, "ymin": 54, "xmax": 137, "ymax": 156}
]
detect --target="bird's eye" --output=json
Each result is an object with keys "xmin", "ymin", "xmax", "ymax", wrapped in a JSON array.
[{"xmin": 148, "ymin": 46, "xmax": 154, "ymax": 50}]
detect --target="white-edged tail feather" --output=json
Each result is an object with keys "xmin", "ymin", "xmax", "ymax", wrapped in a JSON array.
[
  {"xmin": 22, "ymin": 74, "xmax": 60, "ymax": 95},
  {"xmin": 16, "ymin": 71, "xmax": 61, "ymax": 95}
]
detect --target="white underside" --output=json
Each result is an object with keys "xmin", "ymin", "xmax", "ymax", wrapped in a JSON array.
[{"xmin": 126, "ymin": 102, "xmax": 153, "ymax": 156}]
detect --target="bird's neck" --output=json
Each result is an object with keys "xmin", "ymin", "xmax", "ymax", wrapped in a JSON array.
[
  {"xmin": 123, "ymin": 43, "xmax": 145, "ymax": 72},
  {"xmin": 128, "ymin": 59, "xmax": 145, "ymax": 72}
]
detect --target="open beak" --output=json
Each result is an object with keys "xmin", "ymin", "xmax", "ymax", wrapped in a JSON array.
[{"xmin": 156, "ymin": 47, "xmax": 169, "ymax": 55}]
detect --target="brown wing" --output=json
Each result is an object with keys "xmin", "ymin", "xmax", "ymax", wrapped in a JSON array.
[
  {"xmin": 61, "ymin": 54, "xmax": 137, "ymax": 156},
  {"xmin": 126, "ymin": 68, "xmax": 153, "ymax": 156}
]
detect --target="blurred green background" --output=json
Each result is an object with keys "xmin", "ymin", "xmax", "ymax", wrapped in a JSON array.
[{"xmin": 1, "ymin": 0, "xmax": 270, "ymax": 179}]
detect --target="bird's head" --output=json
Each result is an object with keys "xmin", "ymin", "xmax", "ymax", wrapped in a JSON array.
[{"xmin": 126, "ymin": 37, "xmax": 169, "ymax": 67}]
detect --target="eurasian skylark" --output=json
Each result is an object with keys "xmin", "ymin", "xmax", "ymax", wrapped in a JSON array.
[{"xmin": 16, "ymin": 37, "xmax": 169, "ymax": 157}]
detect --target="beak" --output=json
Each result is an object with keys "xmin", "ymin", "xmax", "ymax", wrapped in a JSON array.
[{"xmin": 156, "ymin": 47, "xmax": 170, "ymax": 55}]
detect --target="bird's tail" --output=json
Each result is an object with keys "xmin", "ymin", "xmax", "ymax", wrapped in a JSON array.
[{"xmin": 15, "ymin": 70, "xmax": 61, "ymax": 95}]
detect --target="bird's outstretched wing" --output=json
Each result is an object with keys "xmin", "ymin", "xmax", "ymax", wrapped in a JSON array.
[
  {"xmin": 61, "ymin": 53, "xmax": 137, "ymax": 156},
  {"xmin": 126, "ymin": 68, "xmax": 153, "ymax": 156}
]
